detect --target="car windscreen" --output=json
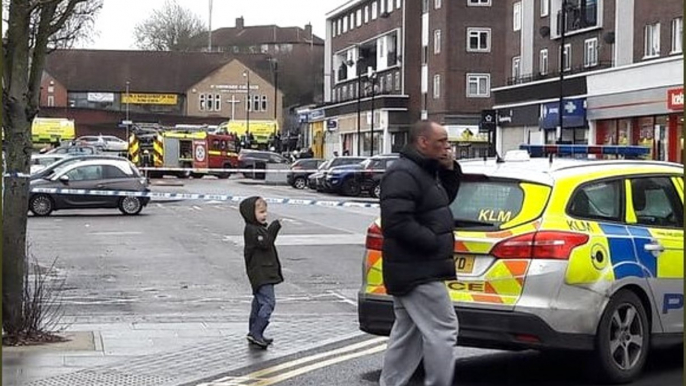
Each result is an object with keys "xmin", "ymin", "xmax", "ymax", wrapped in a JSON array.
[{"xmin": 450, "ymin": 177, "xmax": 552, "ymax": 230}]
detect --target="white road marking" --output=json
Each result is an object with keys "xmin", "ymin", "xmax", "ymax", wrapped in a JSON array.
[{"xmin": 88, "ymin": 231, "xmax": 143, "ymax": 236}]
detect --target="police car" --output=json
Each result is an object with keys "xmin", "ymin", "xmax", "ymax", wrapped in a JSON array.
[{"xmin": 359, "ymin": 145, "xmax": 683, "ymax": 384}]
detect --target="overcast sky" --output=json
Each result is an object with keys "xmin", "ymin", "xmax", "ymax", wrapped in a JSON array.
[{"xmin": 80, "ymin": 0, "xmax": 341, "ymax": 50}]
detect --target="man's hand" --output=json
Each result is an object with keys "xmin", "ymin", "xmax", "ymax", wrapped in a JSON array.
[{"xmin": 439, "ymin": 149, "xmax": 455, "ymax": 170}]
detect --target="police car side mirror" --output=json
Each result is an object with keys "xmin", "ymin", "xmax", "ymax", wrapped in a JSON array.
[{"xmin": 59, "ymin": 175, "xmax": 70, "ymax": 184}]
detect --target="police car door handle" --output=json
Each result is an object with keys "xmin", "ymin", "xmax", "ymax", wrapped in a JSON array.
[{"xmin": 644, "ymin": 243, "xmax": 665, "ymax": 253}]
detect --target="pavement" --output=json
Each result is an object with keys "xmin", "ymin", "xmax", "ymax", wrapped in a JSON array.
[{"xmin": 3, "ymin": 315, "xmax": 362, "ymax": 386}]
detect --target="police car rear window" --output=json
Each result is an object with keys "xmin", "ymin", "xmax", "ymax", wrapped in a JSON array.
[{"xmin": 450, "ymin": 179, "xmax": 551, "ymax": 230}]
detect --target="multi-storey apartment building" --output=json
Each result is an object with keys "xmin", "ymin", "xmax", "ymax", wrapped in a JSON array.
[
  {"xmin": 315, "ymin": 0, "xmax": 506, "ymax": 158},
  {"xmin": 493, "ymin": 0, "xmax": 683, "ymax": 162}
]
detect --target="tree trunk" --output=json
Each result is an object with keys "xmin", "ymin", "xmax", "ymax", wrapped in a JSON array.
[{"xmin": 3, "ymin": 0, "xmax": 33, "ymax": 335}]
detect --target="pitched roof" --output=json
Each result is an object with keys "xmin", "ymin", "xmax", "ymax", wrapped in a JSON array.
[
  {"xmin": 44, "ymin": 49, "xmax": 275, "ymax": 94},
  {"xmin": 190, "ymin": 25, "xmax": 324, "ymax": 48}
]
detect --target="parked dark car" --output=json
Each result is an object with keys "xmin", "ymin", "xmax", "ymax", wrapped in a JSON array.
[
  {"xmin": 287, "ymin": 158, "xmax": 325, "ymax": 189},
  {"xmin": 309, "ymin": 156, "xmax": 367, "ymax": 192},
  {"xmin": 238, "ymin": 149, "xmax": 290, "ymax": 179},
  {"xmin": 325, "ymin": 154, "xmax": 398, "ymax": 197},
  {"xmin": 29, "ymin": 158, "xmax": 150, "ymax": 216}
]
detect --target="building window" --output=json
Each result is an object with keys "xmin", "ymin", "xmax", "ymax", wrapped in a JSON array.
[
  {"xmin": 357, "ymin": 9, "xmax": 363, "ymax": 27},
  {"xmin": 672, "ymin": 18, "xmax": 683, "ymax": 53},
  {"xmin": 386, "ymin": 73, "xmax": 392, "ymax": 91},
  {"xmin": 372, "ymin": 1, "xmax": 378, "ymax": 19},
  {"xmin": 343, "ymin": 15, "xmax": 348, "ymax": 33},
  {"xmin": 261, "ymin": 96, "xmax": 268, "ymax": 111},
  {"xmin": 364, "ymin": 6, "xmax": 370, "ymax": 23},
  {"xmin": 47, "ymin": 95, "xmax": 55, "ymax": 107},
  {"xmin": 435, "ymin": 0, "xmax": 442, "ymax": 9},
  {"xmin": 468, "ymin": 0, "xmax": 491, "ymax": 5},
  {"xmin": 199, "ymin": 94, "xmax": 206, "ymax": 111},
  {"xmin": 332, "ymin": 22, "xmax": 337, "ymax": 37},
  {"xmin": 380, "ymin": 0, "xmax": 386, "ymax": 14},
  {"xmin": 540, "ymin": 0, "xmax": 549, "ymax": 17},
  {"xmin": 584, "ymin": 38, "xmax": 598, "ymax": 67},
  {"xmin": 422, "ymin": 0, "xmax": 429, "ymax": 13},
  {"xmin": 512, "ymin": 56, "xmax": 521, "ymax": 80},
  {"xmin": 513, "ymin": 2, "xmax": 522, "ymax": 31},
  {"xmin": 434, "ymin": 29, "xmax": 442, "ymax": 54},
  {"xmin": 558, "ymin": 0, "xmax": 599, "ymax": 34},
  {"xmin": 254, "ymin": 95, "xmax": 261, "ymax": 111},
  {"xmin": 539, "ymin": 49, "xmax": 549, "ymax": 75},
  {"xmin": 350, "ymin": 13, "xmax": 355, "ymax": 30},
  {"xmin": 396, "ymin": 0, "xmax": 402, "ymax": 9},
  {"xmin": 394, "ymin": 72, "xmax": 401, "ymax": 90},
  {"xmin": 644, "ymin": 23, "xmax": 660, "ymax": 57},
  {"xmin": 214, "ymin": 94, "xmax": 221, "ymax": 111},
  {"xmin": 466, "ymin": 73, "xmax": 490, "ymax": 97},
  {"xmin": 467, "ymin": 28, "xmax": 491, "ymax": 52},
  {"xmin": 433, "ymin": 74, "xmax": 441, "ymax": 99},
  {"xmin": 563, "ymin": 43, "xmax": 572, "ymax": 71},
  {"xmin": 338, "ymin": 19, "xmax": 343, "ymax": 34}
]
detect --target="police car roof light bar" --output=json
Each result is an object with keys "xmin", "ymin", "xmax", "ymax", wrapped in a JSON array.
[{"xmin": 519, "ymin": 144, "xmax": 650, "ymax": 158}]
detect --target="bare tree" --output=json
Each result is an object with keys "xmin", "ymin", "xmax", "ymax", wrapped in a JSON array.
[
  {"xmin": 2, "ymin": 0, "xmax": 102, "ymax": 339},
  {"xmin": 134, "ymin": 0, "xmax": 206, "ymax": 51}
]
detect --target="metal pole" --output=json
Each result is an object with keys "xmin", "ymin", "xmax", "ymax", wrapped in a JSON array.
[
  {"xmin": 208, "ymin": 0, "xmax": 213, "ymax": 51},
  {"xmin": 125, "ymin": 81, "xmax": 130, "ymax": 150},
  {"xmin": 356, "ymin": 64, "xmax": 362, "ymax": 157},
  {"xmin": 370, "ymin": 76, "xmax": 375, "ymax": 157},
  {"xmin": 558, "ymin": 0, "xmax": 566, "ymax": 144},
  {"xmin": 245, "ymin": 70, "xmax": 250, "ymax": 135},
  {"xmin": 273, "ymin": 60, "xmax": 278, "ymax": 122}
]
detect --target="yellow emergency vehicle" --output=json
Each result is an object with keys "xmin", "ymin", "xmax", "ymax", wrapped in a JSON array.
[{"xmin": 359, "ymin": 145, "xmax": 683, "ymax": 384}]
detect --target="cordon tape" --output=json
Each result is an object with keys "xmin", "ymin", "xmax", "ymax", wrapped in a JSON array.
[{"xmin": 28, "ymin": 187, "xmax": 380, "ymax": 208}]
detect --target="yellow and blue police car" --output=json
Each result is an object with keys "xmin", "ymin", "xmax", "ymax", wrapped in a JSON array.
[{"xmin": 359, "ymin": 145, "xmax": 683, "ymax": 384}]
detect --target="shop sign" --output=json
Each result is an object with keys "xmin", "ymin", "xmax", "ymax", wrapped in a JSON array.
[
  {"xmin": 87, "ymin": 92, "xmax": 114, "ymax": 102},
  {"xmin": 122, "ymin": 93, "xmax": 178, "ymax": 105},
  {"xmin": 667, "ymin": 87, "xmax": 683, "ymax": 110}
]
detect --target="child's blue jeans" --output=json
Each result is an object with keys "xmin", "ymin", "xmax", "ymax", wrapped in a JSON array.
[{"xmin": 249, "ymin": 284, "xmax": 275, "ymax": 339}]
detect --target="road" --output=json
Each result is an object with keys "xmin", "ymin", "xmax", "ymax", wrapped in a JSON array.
[{"xmin": 24, "ymin": 177, "xmax": 683, "ymax": 386}]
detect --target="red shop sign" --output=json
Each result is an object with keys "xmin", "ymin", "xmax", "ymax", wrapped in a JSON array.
[{"xmin": 667, "ymin": 87, "xmax": 683, "ymax": 110}]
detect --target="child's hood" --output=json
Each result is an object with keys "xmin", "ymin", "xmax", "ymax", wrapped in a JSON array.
[{"xmin": 239, "ymin": 196, "xmax": 261, "ymax": 225}]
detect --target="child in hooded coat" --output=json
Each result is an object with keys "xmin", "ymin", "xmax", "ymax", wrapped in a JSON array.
[{"xmin": 239, "ymin": 196, "xmax": 283, "ymax": 348}]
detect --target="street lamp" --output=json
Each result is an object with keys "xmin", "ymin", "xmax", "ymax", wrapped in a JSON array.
[
  {"xmin": 243, "ymin": 69, "xmax": 251, "ymax": 135},
  {"xmin": 557, "ymin": 0, "xmax": 573, "ymax": 143},
  {"xmin": 125, "ymin": 81, "xmax": 130, "ymax": 153}
]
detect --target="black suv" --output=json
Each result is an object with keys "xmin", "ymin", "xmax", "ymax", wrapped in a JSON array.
[
  {"xmin": 238, "ymin": 150, "xmax": 290, "ymax": 179},
  {"xmin": 287, "ymin": 158, "xmax": 325, "ymax": 189}
]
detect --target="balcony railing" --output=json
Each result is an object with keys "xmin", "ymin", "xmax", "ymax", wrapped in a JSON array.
[{"xmin": 506, "ymin": 60, "xmax": 613, "ymax": 86}]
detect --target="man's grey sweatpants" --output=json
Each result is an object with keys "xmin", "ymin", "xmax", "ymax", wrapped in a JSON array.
[{"xmin": 380, "ymin": 281, "xmax": 458, "ymax": 386}]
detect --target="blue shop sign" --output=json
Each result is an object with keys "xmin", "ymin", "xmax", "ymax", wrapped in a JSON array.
[
  {"xmin": 540, "ymin": 98, "xmax": 586, "ymax": 129},
  {"xmin": 308, "ymin": 109, "xmax": 325, "ymax": 122}
]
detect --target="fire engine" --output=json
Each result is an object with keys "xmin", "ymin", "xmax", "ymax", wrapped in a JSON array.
[{"xmin": 129, "ymin": 128, "xmax": 239, "ymax": 179}]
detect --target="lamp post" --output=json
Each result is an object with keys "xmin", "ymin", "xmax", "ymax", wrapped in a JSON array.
[
  {"xmin": 368, "ymin": 70, "xmax": 377, "ymax": 157},
  {"xmin": 125, "ymin": 81, "xmax": 130, "ymax": 149},
  {"xmin": 243, "ymin": 69, "xmax": 251, "ymax": 135},
  {"xmin": 557, "ymin": 0, "xmax": 571, "ymax": 144}
]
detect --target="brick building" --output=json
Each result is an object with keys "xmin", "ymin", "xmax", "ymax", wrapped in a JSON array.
[
  {"xmin": 313, "ymin": 0, "xmax": 507, "ymax": 158},
  {"xmin": 39, "ymin": 50, "xmax": 283, "ymax": 139},
  {"xmin": 189, "ymin": 17, "xmax": 325, "ymax": 107},
  {"xmin": 493, "ymin": 0, "xmax": 683, "ymax": 162}
]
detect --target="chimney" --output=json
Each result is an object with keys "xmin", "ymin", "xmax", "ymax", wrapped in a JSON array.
[
  {"xmin": 304, "ymin": 23, "xmax": 312, "ymax": 39},
  {"xmin": 236, "ymin": 16, "xmax": 244, "ymax": 29}
]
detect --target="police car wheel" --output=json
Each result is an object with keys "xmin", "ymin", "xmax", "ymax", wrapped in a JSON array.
[
  {"xmin": 30, "ymin": 194, "xmax": 54, "ymax": 216},
  {"xmin": 119, "ymin": 196, "xmax": 143, "ymax": 215},
  {"xmin": 342, "ymin": 179, "xmax": 361, "ymax": 196},
  {"xmin": 293, "ymin": 177, "xmax": 307, "ymax": 190},
  {"xmin": 594, "ymin": 290, "xmax": 649, "ymax": 384}
]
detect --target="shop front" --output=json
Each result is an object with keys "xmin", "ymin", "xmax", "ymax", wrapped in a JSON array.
[
  {"xmin": 589, "ymin": 86, "xmax": 683, "ymax": 162},
  {"xmin": 446, "ymin": 126, "xmax": 491, "ymax": 159},
  {"xmin": 539, "ymin": 98, "xmax": 588, "ymax": 145}
]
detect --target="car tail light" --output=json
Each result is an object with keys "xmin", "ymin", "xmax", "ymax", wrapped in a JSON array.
[
  {"xmin": 366, "ymin": 222, "xmax": 384, "ymax": 251},
  {"xmin": 491, "ymin": 231, "xmax": 589, "ymax": 260}
]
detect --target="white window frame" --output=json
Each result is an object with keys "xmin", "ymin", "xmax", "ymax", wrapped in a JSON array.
[
  {"xmin": 357, "ymin": 9, "xmax": 363, "ymax": 27},
  {"xmin": 47, "ymin": 95, "xmax": 55, "ymax": 107},
  {"xmin": 433, "ymin": 74, "xmax": 441, "ymax": 99},
  {"xmin": 434, "ymin": 29, "xmax": 442, "ymax": 54},
  {"xmin": 435, "ymin": 0, "xmax": 442, "ymax": 9},
  {"xmin": 380, "ymin": 0, "xmax": 386, "ymax": 14},
  {"xmin": 350, "ymin": 13, "xmax": 355, "ymax": 30},
  {"xmin": 468, "ymin": 0, "xmax": 491, "ymax": 6},
  {"xmin": 467, "ymin": 28, "xmax": 491, "ymax": 52},
  {"xmin": 540, "ymin": 0, "xmax": 549, "ymax": 17},
  {"xmin": 261, "ymin": 96, "xmax": 268, "ymax": 112},
  {"xmin": 513, "ymin": 2, "xmax": 522, "ymax": 31},
  {"xmin": 338, "ymin": 19, "xmax": 343, "ymax": 35},
  {"xmin": 584, "ymin": 38, "xmax": 598, "ymax": 67},
  {"xmin": 512, "ymin": 56, "xmax": 521, "ymax": 79},
  {"xmin": 562, "ymin": 43, "xmax": 572, "ymax": 71},
  {"xmin": 365, "ymin": 6, "xmax": 370, "ymax": 23},
  {"xmin": 372, "ymin": 1, "xmax": 378, "ymax": 19},
  {"xmin": 539, "ymin": 48, "xmax": 549, "ymax": 75},
  {"xmin": 644, "ymin": 23, "xmax": 660, "ymax": 58},
  {"xmin": 397, "ymin": 0, "xmax": 402, "ymax": 8},
  {"xmin": 343, "ymin": 16, "xmax": 348, "ymax": 33},
  {"xmin": 466, "ymin": 73, "xmax": 490, "ymax": 98},
  {"xmin": 672, "ymin": 18, "xmax": 682, "ymax": 54},
  {"xmin": 214, "ymin": 94, "xmax": 221, "ymax": 111}
]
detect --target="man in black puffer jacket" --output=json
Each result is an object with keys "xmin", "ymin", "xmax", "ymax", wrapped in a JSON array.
[{"xmin": 379, "ymin": 120, "xmax": 462, "ymax": 386}]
